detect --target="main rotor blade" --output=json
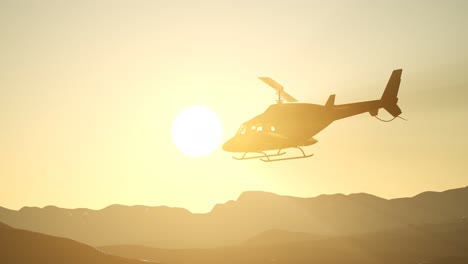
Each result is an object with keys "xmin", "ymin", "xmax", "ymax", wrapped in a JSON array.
[
  {"xmin": 280, "ymin": 91, "xmax": 298, "ymax": 102},
  {"xmin": 258, "ymin": 77, "xmax": 284, "ymax": 92},
  {"xmin": 258, "ymin": 77, "xmax": 298, "ymax": 102}
]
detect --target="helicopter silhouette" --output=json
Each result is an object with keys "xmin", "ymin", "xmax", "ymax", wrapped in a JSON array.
[{"xmin": 223, "ymin": 69, "xmax": 404, "ymax": 162}]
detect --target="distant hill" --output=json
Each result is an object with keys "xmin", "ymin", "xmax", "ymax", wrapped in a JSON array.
[
  {"xmin": 243, "ymin": 229, "xmax": 322, "ymax": 246},
  {"xmin": 0, "ymin": 222, "xmax": 147, "ymax": 264},
  {"xmin": 1, "ymin": 186, "xmax": 467, "ymax": 248},
  {"xmin": 101, "ymin": 222, "xmax": 468, "ymax": 264}
]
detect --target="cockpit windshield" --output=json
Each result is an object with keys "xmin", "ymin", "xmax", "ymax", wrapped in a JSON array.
[
  {"xmin": 237, "ymin": 125, "xmax": 247, "ymax": 135},
  {"xmin": 237, "ymin": 124, "xmax": 276, "ymax": 135}
]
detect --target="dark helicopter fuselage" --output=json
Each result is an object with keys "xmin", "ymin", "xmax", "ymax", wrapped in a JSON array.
[{"xmin": 223, "ymin": 99, "xmax": 384, "ymax": 153}]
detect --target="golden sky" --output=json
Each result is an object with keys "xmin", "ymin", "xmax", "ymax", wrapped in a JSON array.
[{"xmin": 1, "ymin": 0, "xmax": 467, "ymax": 212}]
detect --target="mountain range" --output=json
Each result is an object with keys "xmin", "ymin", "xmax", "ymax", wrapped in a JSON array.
[
  {"xmin": 100, "ymin": 221, "xmax": 468, "ymax": 264},
  {"xmin": 1, "ymin": 186, "xmax": 467, "ymax": 249}
]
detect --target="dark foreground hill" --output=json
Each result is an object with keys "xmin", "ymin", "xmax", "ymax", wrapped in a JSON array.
[
  {"xmin": 1, "ymin": 186, "xmax": 467, "ymax": 248},
  {"xmin": 0, "ymin": 222, "xmax": 147, "ymax": 264},
  {"xmin": 101, "ymin": 222, "xmax": 468, "ymax": 264}
]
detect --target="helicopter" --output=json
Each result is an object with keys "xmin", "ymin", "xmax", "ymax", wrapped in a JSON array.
[{"xmin": 222, "ymin": 69, "xmax": 404, "ymax": 162}]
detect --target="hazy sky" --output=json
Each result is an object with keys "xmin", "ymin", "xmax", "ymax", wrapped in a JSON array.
[{"xmin": 1, "ymin": 0, "xmax": 467, "ymax": 212}]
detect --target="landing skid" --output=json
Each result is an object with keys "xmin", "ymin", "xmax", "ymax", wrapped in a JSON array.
[
  {"xmin": 233, "ymin": 150, "xmax": 286, "ymax": 161},
  {"xmin": 260, "ymin": 147, "xmax": 313, "ymax": 162},
  {"xmin": 232, "ymin": 147, "xmax": 313, "ymax": 162}
]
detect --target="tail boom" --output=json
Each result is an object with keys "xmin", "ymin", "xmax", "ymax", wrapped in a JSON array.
[{"xmin": 330, "ymin": 69, "xmax": 403, "ymax": 120}]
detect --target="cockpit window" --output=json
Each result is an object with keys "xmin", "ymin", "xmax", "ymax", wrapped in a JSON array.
[
  {"xmin": 237, "ymin": 125, "xmax": 247, "ymax": 135},
  {"xmin": 237, "ymin": 124, "xmax": 276, "ymax": 135}
]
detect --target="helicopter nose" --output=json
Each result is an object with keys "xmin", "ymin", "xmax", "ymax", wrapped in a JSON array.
[{"xmin": 222, "ymin": 138, "xmax": 236, "ymax": 152}]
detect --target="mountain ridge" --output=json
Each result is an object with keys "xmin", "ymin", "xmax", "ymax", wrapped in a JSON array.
[
  {"xmin": 2, "ymin": 186, "xmax": 466, "ymax": 213},
  {"xmin": 0, "ymin": 222, "xmax": 147, "ymax": 264},
  {"xmin": 1, "ymin": 186, "xmax": 467, "ymax": 248}
]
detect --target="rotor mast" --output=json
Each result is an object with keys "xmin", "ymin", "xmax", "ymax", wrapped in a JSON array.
[
  {"xmin": 277, "ymin": 89, "xmax": 283, "ymax": 104},
  {"xmin": 258, "ymin": 77, "xmax": 298, "ymax": 104}
]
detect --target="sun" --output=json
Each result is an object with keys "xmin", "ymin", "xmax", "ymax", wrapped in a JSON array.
[{"xmin": 172, "ymin": 105, "xmax": 223, "ymax": 157}]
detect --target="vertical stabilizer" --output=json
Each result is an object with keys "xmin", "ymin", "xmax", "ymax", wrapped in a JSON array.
[
  {"xmin": 381, "ymin": 69, "xmax": 403, "ymax": 117},
  {"xmin": 325, "ymin": 94, "xmax": 335, "ymax": 107}
]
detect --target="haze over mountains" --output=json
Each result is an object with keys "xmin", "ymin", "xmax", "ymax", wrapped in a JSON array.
[
  {"xmin": 101, "ymin": 222, "xmax": 468, "ymax": 264},
  {"xmin": 1, "ymin": 186, "xmax": 467, "ymax": 249}
]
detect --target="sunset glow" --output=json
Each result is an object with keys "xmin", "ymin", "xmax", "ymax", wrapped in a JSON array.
[{"xmin": 0, "ymin": 0, "xmax": 466, "ymax": 213}]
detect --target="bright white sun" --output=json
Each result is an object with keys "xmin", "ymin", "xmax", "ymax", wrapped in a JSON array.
[{"xmin": 172, "ymin": 105, "xmax": 223, "ymax": 157}]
